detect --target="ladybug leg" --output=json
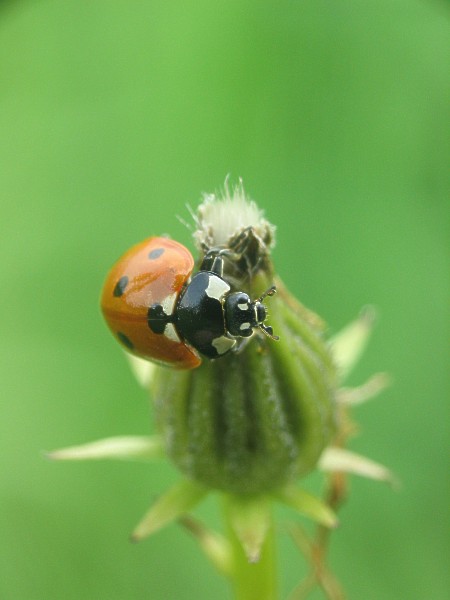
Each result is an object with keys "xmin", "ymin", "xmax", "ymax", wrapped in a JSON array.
[
  {"xmin": 228, "ymin": 227, "xmax": 264, "ymax": 281},
  {"xmin": 200, "ymin": 251, "xmax": 225, "ymax": 277},
  {"xmin": 200, "ymin": 248, "xmax": 221, "ymax": 268},
  {"xmin": 201, "ymin": 227, "xmax": 260, "ymax": 281},
  {"xmin": 231, "ymin": 336, "xmax": 252, "ymax": 355},
  {"xmin": 229, "ymin": 226, "xmax": 254, "ymax": 255},
  {"xmin": 209, "ymin": 255, "xmax": 224, "ymax": 277}
]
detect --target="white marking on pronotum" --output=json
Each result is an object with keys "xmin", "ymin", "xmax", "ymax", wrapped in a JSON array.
[
  {"xmin": 212, "ymin": 336, "xmax": 236, "ymax": 355},
  {"xmin": 205, "ymin": 276, "xmax": 230, "ymax": 300},
  {"xmin": 164, "ymin": 323, "xmax": 181, "ymax": 343},
  {"xmin": 161, "ymin": 292, "xmax": 178, "ymax": 316},
  {"xmin": 238, "ymin": 302, "xmax": 248, "ymax": 310},
  {"xmin": 239, "ymin": 322, "xmax": 251, "ymax": 331}
]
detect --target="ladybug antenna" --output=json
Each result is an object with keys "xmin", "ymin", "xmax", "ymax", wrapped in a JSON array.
[
  {"xmin": 258, "ymin": 323, "xmax": 279, "ymax": 341},
  {"xmin": 256, "ymin": 285, "xmax": 277, "ymax": 303},
  {"xmin": 256, "ymin": 285, "xmax": 279, "ymax": 341}
]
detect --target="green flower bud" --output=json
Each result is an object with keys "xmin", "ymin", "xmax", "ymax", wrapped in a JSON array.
[{"xmin": 151, "ymin": 184, "xmax": 337, "ymax": 495}]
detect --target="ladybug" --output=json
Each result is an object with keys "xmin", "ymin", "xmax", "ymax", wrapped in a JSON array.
[{"xmin": 101, "ymin": 236, "xmax": 278, "ymax": 369}]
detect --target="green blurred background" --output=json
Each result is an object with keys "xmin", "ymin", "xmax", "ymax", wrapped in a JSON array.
[{"xmin": 1, "ymin": 1, "xmax": 448, "ymax": 599}]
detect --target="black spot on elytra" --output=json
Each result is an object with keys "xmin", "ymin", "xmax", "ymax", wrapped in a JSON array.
[
  {"xmin": 117, "ymin": 332, "xmax": 134, "ymax": 350},
  {"xmin": 147, "ymin": 303, "xmax": 169, "ymax": 334},
  {"xmin": 148, "ymin": 248, "xmax": 165, "ymax": 260},
  {"xmin": 113, "ymin": 275, "xmax": 129, "ymax": 297}
]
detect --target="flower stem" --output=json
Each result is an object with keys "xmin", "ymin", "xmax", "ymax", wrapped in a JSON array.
[{"xmin": 222, "ymin": 497, "xmax": 278, "ymax": 600}]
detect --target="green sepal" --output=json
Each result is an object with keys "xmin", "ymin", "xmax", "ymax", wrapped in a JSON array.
[
  {"xmin": 329, "ymin": 306, "xmax": 376, "ymax": 382},
  {"xmin": 223, "ymin": 495, "xmax": 278, "ymax": 600},
  {"xmin": 337, "ymin": 372, "xmax": 391, "ymax": 406},
  {"xmin": 125, "ymin": 353, "xmax": 156, "ymax": 388},
  {"xmin": 180, "ymin": 516, "xmax": 233, "ymax": 576},
  {"xmin": 274, "ymin": 485, "xmax": 338, "ymax": 528},
  {"xmin": 319, "ymin": 447, "xmax": 397, "ymax": 486},
  {"xmin": 131, "ymin": 479, "xmax": 207, "ymax": 542},
  {"xmin": 46, "ymin": 435, "xmax": 164, "ymax": 461},
  {"xmin": 223, "ymin": 494, "xmax": 272, "ymax": 563}
]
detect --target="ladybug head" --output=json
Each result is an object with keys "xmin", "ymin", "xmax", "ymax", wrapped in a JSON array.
[{"xmin": 225, "ymin": 286, "xmax": 279, "ymax": 340}]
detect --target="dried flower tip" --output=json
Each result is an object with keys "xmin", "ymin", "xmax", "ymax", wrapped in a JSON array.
[{"xmin": 192, "ymin": 179, "xmax": 276, "ymax": 252}]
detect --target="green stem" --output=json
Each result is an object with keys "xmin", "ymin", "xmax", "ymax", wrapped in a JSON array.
[{"xmin": 222, "ymin": 497, "xmax": 278, "ymax": 600}]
